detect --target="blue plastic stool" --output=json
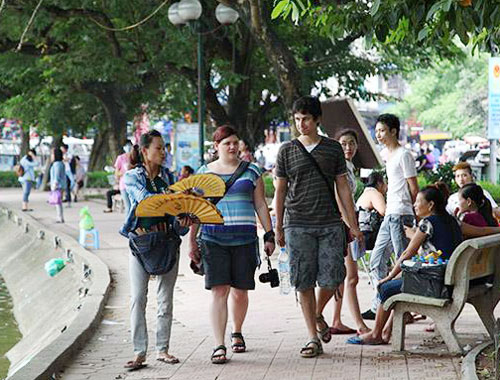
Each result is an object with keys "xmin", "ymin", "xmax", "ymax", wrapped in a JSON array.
[{"xmin": 79, "ymin": 228, "xmax": 100, "ymax": 250}]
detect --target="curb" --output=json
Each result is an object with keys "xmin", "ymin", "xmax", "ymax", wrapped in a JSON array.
[
  {"xmin": 461, "ymin": 341, "xmax": 492, "ymax": 380},
  {"xmin": 0, "ymin": 204, "xmax": 111, "ymax": 380}
]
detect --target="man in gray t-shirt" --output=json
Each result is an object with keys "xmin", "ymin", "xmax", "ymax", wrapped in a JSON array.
[{"xmin": 275, "ymin": 96, "xmax": 362, "ymax": 358}]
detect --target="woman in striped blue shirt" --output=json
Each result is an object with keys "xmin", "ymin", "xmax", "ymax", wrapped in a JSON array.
[{"xmin": 188, "ymin": 125, "xmax": 275, "ymax": 364}]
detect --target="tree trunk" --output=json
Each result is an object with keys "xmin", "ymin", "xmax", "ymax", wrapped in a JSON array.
[
  {"xmin": 19, "ymin": 126, "xmax": 29, "ymax": 157},
  {"xmin": 83, "ymin": 83, "xmax": 128, "ymax": 160},
  {"xmin": 248, "ymin": 0, "xmax": 302, "ymax": 111},
  {"xmin": 88, "ymin": 128, "xmax": 110, "ymax": 171}
]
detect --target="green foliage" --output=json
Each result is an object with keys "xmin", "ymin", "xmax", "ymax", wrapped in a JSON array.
[
  {"xmin": 417, "ymin": 175, "xmax": 429, "ymax": 189},
  {"xmin": 86, "ymin": 171, "xmax": 110, "ymax": 188},
  {"xmin": 272, "ymin": 1, "xmax": 500, "ymax": 53},
  {"xmin": 0, "ymin": 172, "xmax": 21, "ymax": 188},
  {"xmin": 422, "ymin": 162, "xmax": 458, "ymax": 193},
  {"xmin": 478, "ymin": 181, "xmax": 500, "ymax": 203},
  {"xmin": 390, "ymin": 51, "xmax": 488, "ymax": 137},
  {"xmin": 263, "ymin": 173, "xmax": 275, "ymax": 199}
]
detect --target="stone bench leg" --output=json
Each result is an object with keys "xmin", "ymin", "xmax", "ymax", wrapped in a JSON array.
[
  {"xmin": 434, "ymin": 319, "xmax": 462, "ymax": 354},
  {"xmin": 469, "ymin": 295, "xmax": 496, "ymax": 339},
  {"xmin": 391, "ymin": 305, "xmax": 406, "ymax": 351}
]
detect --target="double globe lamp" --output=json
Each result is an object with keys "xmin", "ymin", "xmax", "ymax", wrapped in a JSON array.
[{"xmin": 168, "ymin": 0, "xmax": 239, "ymax": 165}]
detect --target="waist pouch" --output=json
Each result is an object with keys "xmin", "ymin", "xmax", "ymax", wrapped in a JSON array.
[{"xmin": 129, "ymin": 231, "xmax": 181, "ymax": 275}]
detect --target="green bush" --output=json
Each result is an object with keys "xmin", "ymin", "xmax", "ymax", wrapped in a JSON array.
[
  {"xmin": 0, "ymin": 171, "xmax": 21, "ymax": 187},
  {"xmin": 423, "ymin": 162, "xmax": 458, "ymax": 193},
  {"xmin": 86, "ymin": 171, "xmax": 111, "ymax": 188},
  {"xmin": 263, "ymin": 173, "xmax": 274, "ymax": 198},
  {"xmin": 478, "ymin": 181, "xmax": 500, "ymax": 203}
]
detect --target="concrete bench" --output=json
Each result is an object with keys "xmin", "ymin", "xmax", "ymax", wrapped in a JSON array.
[{"xmin": 383, "ymin": 233, "xmax": 500, "ymax": 354}]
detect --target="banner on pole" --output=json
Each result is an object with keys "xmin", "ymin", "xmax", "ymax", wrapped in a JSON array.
[
  {"xmin": 488, "ymin": 57, "xmax": 500, "ymax": 139},
  {"xmin": 174, "ymin": 122, "xmax": 201, "ymax": 172}
]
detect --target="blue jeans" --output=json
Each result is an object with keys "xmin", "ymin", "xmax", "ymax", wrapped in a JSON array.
[
  {"xmin": 378, "ymin": 278, "xmax": 403, "ymax": 303},
  {"xmin": 22, "ymin": 180, "xmax": 33, "ymax": 203},
  {"xmin": 121, "ymin": 189, "xmax": 131, "ymax": 215},
  {"xmin": 369, "ymin": 214, "xmax": 414, "ymax": 310}
]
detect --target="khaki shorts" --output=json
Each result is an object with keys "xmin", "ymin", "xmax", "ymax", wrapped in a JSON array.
[{"xmin": 284, "ymin": 225, "xmax": 346, "ymax": 291}]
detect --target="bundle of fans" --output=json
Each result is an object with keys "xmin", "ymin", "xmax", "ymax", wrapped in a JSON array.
[{"xmin": 135, "ymin": 174, "xmax": 225, "ymax": 224}]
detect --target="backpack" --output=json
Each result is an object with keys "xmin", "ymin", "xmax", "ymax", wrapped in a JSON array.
[{"xmin": 14, "ymin": 164, "xmax": 24, "ymax": 177}]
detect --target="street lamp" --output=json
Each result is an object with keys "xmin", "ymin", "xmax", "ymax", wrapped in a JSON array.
[{"xmin": 168, "ymin": 0, "xmax": 239, "ymax": 166}]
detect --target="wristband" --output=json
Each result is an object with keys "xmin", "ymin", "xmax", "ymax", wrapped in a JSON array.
[{"xmin": 263, "ymin": 230, "xmax": 275, "ymax": 244}]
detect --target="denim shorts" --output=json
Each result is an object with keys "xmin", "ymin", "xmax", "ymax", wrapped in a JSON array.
[
  {"xmin": 200, "ymin": 239, "xmax": 259, "ymax": 290},
  {"xmin": 284, "ymin": 225, "xmax": 346, "ymax": 291}
]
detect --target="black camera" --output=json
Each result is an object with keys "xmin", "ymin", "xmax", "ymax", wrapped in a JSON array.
[{"xmin": 259, "ymin": 257, "xmax": 280, "ymax": 288}]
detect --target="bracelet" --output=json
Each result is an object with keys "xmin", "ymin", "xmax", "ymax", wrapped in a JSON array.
[{"xmin": 263, "ymin": 230, "xmax": 275, "ymax": 243}]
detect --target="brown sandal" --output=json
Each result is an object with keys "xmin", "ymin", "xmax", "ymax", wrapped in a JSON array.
[
  {"xmin": 124, "ymin": 356, "xmax": 147, "ymax": 371},
  {"xmin": 316, "ymin": 314, "xmax": 332, "ymax": 343}
]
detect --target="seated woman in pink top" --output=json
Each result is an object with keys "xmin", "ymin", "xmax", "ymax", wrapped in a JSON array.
[{"xmin": 457, "ymin": 183, "xmax": 498, "ymax": 227}]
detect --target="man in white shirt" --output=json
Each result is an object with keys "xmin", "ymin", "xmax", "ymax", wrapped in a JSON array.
[
  {"xmin": 446, "ymin": 161, "xmax": 500, "ymax": 218},
  {"xmin": 362, "ymin": 114, "xmax": 419, "ymax": 320}
]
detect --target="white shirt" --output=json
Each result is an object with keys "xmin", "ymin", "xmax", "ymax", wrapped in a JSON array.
[
  {"xmin": 385, "ymin": 147, "xmax": 417, "ymax": 215},
  {"xmin": 446, "ymin": 189, "xmax": 498, "ymax": 215}
]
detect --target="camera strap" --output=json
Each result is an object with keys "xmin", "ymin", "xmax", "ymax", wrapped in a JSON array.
[{"xmin": 266, "ymin": 256, "xmax": 273, "ymax": 272}]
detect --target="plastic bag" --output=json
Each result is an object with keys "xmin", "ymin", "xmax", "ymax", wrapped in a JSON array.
[
  {"xmin": 401, "ymin": 261, "xmax": 451, "ymax": 299},
  {"xmin": 48, "ymin": 189, "xmax": 62, "ymax": 205},
  {"xmin": 79, "ymin": 207, "xmax": 95, "ymax": 230},
  {"xmin": 44, "ymin": 258, "xmax": 67, "ymax": 277}
]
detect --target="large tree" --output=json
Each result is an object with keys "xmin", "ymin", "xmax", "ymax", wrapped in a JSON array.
[{"xmin": 0, "ymin": 0, "xmax": 397, "ymax": 168}]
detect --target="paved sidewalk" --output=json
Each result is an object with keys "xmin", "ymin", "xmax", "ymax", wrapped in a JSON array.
[{"xmin": 1, "ymin": 188, "xmax": 491, "ymax": 379}]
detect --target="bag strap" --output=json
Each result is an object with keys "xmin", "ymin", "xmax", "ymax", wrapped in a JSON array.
[
  {"xmin": 212, "ymin": 160, "xmax": 250, "ymax": 205},
  {"xmin": 292, "ymin": 139, "xmax": 339, "ymax": 214}
]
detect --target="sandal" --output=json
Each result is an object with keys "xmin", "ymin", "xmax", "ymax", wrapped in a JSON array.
[
  {"xmin": 300, "ymin": 339, "xmax": 323, "ymax": 358},
  {"xmin": 157, "ymin": 352, "xmax": 180, "ymax": 364},
  {"xmin": 316, "ymin": 314, "xmax": 332, "ymax": 343},
  {"xmin": 231, "ymin": 332, "xmax": 246, "ymax": 353},
  {"xmin": 124, "ymin": 356, "xmax": 147, "ymax": 371},
  {"xmin": 211, "ymin": 345, "xmax": 227, "ymax": 364}
]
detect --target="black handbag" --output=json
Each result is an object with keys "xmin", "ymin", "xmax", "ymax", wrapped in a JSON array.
[{"xmin": 129, "ymin": 231, "xmax": 181, "ymax": 275}]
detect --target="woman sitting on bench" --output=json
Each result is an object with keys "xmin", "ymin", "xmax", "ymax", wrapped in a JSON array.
[{"xmin": 347, "ymin": 182, "xmax": 463, "ymax": 345}]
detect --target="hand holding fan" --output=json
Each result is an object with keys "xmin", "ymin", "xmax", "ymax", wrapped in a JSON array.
[
  {"xmin": 135, "ymin": 193, "xmax": 224, "ymax": 224},
  {"xmin": 169, "ymin": 174, "xmax": 225, "ymax": 197}
]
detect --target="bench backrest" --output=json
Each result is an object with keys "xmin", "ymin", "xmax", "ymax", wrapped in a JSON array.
[{"xmin": 445, "ymin": 233, "xmax": 500, "ymax": 287}]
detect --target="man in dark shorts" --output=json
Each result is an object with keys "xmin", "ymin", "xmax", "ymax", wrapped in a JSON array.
[{"xmin": 274, "ymin": 96, "xmax": 363, "ymax": 358}]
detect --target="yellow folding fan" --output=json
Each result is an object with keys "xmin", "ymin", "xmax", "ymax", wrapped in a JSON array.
[
  {"xmin": 168, "ymin": 174, "xmax": 226, "ymax": 197},
  {"xmin": 135, "ymin": 193, "xmax": 224, "ymax": 224}
]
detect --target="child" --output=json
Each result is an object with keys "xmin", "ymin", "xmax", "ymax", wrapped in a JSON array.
[
  {"xmin": 179, "ymin": 165, "xmax": 194, "ymax": 181},
  {"xmin": 457, "ymin": 183, "xmax": 497, "ymax": 227}
]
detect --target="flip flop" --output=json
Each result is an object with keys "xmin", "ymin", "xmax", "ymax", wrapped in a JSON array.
[
  {"xmin": 330, "ymin": 327, "xmax": 357, "ymax": 335},
  {"xmin": 346, "ymin": 336, "xmax": 386, "ymax": 345},
  {"xmin": 157, "ymin": 355, "xmax": 180, "ymax": 364},
  {"xmin": 124, "ymin": 360, "xmax": 147, "ymax": 371}
]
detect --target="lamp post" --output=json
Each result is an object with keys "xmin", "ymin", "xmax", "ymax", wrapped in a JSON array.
[{"xmin": 168, "ymin": 0, "xmax": 239, "ymax": 166}]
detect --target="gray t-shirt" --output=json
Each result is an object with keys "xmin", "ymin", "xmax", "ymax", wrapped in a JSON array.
[{"xmin": 275, "ymin": 136, "xmax": 347, "ymax": 227}]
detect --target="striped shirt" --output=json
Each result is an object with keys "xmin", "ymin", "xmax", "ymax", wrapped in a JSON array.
[
  {"xmin": 198, "ymin": 163, "xmax": 262, "ymax": 246},
  {"xmin": 275, "ymin": 136, "xmax": 347, "ymax": 227}
]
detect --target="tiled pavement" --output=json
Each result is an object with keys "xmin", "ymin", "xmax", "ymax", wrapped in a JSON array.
[{"xmin": 1, "ymin": 188, "xmax": 490, "ymax": 379}]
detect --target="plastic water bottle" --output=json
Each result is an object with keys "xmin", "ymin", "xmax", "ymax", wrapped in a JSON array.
[{"xmin": 278, "ymin": 247, "xmax": 291, "ymax": 295}]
